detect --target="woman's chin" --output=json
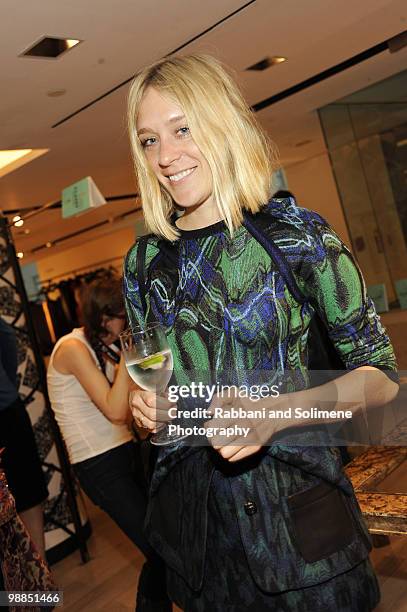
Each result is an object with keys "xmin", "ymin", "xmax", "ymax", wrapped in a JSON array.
[{"xmin": 173, "ymin": 198, "xmax": 199, "ymax": 210}]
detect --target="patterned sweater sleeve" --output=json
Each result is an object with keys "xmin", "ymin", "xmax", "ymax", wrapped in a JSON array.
[
  {"xmin": 290, "ymin": 209, "xmax": 397, "ymax": 374},
  {"xmin": 123, "ymin": 241, "xmax": 146, "ymax": 329}
]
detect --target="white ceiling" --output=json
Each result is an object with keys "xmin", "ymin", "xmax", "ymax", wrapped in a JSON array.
[{"xmin": 0, "ymin": 0, "xmax": 406, "ymax": 262}]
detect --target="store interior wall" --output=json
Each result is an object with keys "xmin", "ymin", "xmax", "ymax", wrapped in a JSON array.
[
  {"xmin": 284, "ymin": 147, "xmax": 352, "ymax": 247},
  {"xmin": 36, "ymin": 225, "xmax": 135, "ymax": 283}
]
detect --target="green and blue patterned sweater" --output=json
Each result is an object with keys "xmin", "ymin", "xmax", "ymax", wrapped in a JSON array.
[{"xmin": 124, "ymin": 197, "xmax": 396, "ymax": 384}]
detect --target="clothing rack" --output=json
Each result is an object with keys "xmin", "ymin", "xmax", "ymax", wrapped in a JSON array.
[
  {"xmin": 36, "ymin": 264, "xmax": 121, "ymax": 300},
  {"xmin": 40, "ymin": 256, "xmax": 123, "ymax": 286},
  {"xmin": 29, "ymin": 265, "xmax": 122, "ymax": 356}
]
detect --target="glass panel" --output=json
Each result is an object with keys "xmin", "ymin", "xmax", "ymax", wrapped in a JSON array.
[{"xmin": 319, "ymin": 70, "xmax": 407, "ymax": 309}]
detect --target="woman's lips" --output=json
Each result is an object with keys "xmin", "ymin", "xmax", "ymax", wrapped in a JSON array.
[{"xmin": 167, "ymin": 167, "xmax": 196, "ymax": 183}]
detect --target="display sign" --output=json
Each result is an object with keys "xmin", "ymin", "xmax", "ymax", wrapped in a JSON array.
[
  {"xmin": 395, "ymin": 279, "xmax": 407, "ymax": 310},
  {"xmin": 62, "ymin": 176, "xmax": 106, "ymax": 218},
  {"xmin": 367, "ymin": 283, "xmax": 389, "ymax": 313}
]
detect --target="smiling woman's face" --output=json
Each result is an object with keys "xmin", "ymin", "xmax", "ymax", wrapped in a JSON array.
[{"xmin": 136, "ymin": 86, "xmax": 216, "ymax": 221}]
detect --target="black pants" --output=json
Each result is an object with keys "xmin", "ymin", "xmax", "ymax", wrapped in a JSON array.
[
  {"xmin": 0, "ymin": 398, "xmax": 48, "ymax": 512},
  {"xmin": 73, "ymin": 441, "xmax": 169, "ymax": 608}
]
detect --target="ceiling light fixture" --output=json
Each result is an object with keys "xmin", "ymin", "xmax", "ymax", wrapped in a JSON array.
[
  {"xmin": 46, "ymin": 242, "xmax": 52, "ymax": 248},
  {"xmin": 16, "ymin": 252, "xmax": 24, "ymax": 259},
  {"xmin": 66, "ymin": 39, "xmax": 80, "ymax": 49},
  {"xmin": 12, "ymin": 215, "xmax": 24, "ymax": 227},
  {"xmin": 20, "ymin": 36, "xmax": 82, "ymax": 59},
  {"xmin": 246, "ymin": 56, "xmax": 287, "ymax": 71},
  {"xmin": 271, "ymin": 56, "xmax": 287, "ymax": 64},
  {"xmin": 1, "ymin": 151, "xmax": 31, "ymax": 171},
  {"xmin": 0, "ymin": 149, "xmax": 49, "ymax": 178}
]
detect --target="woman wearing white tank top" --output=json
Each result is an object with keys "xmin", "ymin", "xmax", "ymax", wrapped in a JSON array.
[{"xmin": 47, "ymin": 276, "xmax": 171, "ymax": 611}]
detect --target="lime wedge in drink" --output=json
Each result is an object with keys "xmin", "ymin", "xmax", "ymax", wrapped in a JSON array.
[{"xmin": 138, "ymin": 353, "xmax": 165, "ymax": 370}]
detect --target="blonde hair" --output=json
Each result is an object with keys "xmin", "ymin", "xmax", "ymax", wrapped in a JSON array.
[{"xmin": 127, "ymin": 54, "xmax": 276, "ymax": 241}]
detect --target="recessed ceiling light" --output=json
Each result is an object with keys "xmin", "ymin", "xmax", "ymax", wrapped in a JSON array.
[
  {"xmin": 66, "ymin": 39, "xmax": 80, "ymax": 49},
  {"xmin": 246, "ymin": 56, "xmax": 287, "ymax": 71},
  {"xmin": 17, "ymin": 252, "xmax": 24, "ymax": 259},
  {"xmin": 20, "ymin": 36, "xmax": 82, "ymax": 59},
  {"xmin": 1, "ymin": 151, "xmax": 31, "ymax": 171},
  {"xmin": 46, "ymin": 242, "xmax": 52, "ymax": 248},
  {"xmin": 47, "ymin": 89, "xmax": 67, "ymax": 97},
  {"xmin": 24, "ymin": 228, "xmax": 31, "ymax": 235},
  {"xmin": 0, "ymin": 149, "xmax": 49, "ymax": 178}
]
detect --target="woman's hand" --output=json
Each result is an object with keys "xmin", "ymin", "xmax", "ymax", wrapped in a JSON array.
[
  {"xmin": 129, "ymin": 389, "xmax": 176, "ymax": 433},
  {"xmin": 205, "ymin": 388, "xmax": 284, "ymax": 462}
]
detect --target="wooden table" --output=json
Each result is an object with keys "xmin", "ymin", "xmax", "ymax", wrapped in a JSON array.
[{"xmin": 346, "ymin": 445, "xmax": 407, "ymax": 535}]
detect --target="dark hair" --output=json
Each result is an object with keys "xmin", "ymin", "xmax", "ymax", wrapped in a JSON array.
[{"xmin": 80, "ymin": 275, "xmax": 124, "ymax": 345}]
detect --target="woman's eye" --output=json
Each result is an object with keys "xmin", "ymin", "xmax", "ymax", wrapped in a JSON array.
[
  {"xmin": 177, "ymin": 126, "xmax": 190, "ymax": 137},
  {"xmin": 140, "ymin": 137, "xmax": 157, "ymax": 148}
]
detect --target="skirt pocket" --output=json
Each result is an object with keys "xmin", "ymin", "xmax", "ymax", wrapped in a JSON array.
[{"xmin": 287, "ymin": 481, "xmax": 355, "ymax": 563}]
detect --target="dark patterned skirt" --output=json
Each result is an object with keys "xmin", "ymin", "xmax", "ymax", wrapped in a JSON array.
[{"xmin": 167, "ymin": 470, "xmax": 380, "ymax": 612}]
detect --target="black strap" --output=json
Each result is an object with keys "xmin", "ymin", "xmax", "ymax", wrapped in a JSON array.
[
  {"xmin": 95, "ymin": 338, "xmax": 120, "ymax": 364},
  {"xmin": 137, "ymin": 236, "xmax": 149, "ymax": 315},
  {"xmin": 88, "ymin": 336, "xmax": 120, "ymax": 381},
  {"xmin": 136, "ymin": 237, "xmax": 179, "ymax": 317},
  {"xmin": 242, "ymin": 213, "xmax": 306, "ymax": 305}
]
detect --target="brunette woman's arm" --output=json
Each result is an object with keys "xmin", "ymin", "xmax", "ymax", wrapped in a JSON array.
[{"xmin": 52, "ymin": 339, "xmax": 132, "ymax": 424}]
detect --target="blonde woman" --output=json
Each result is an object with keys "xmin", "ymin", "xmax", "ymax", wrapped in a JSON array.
[{"xmin": 124, "ymin": 54, "xmax": 398, "ymax": 611}]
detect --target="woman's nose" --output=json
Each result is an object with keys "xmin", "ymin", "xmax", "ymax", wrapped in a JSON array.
[{"xmin": 158, "ymin": 137, "xmax": 181, "ymax": 168}]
